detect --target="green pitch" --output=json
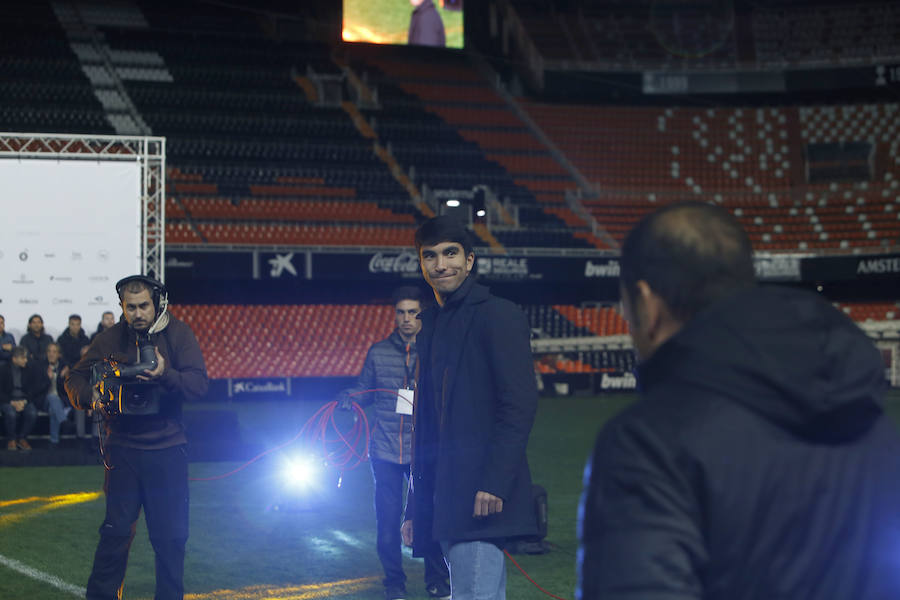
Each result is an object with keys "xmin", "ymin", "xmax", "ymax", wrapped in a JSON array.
[
  {"xmin": 0, "ymin": 394, "xmax": 631, "ymax": 599},
  {"xmin": 2, "ymin": 389, "xmax": 898, "ymax": 599}
]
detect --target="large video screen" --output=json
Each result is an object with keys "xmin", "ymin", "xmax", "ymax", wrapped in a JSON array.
[{"xmin": 343, "ymin": 0, "xmax": 463, "ymax": 49}]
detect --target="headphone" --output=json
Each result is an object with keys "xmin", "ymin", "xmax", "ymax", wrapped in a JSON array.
[{"xmin": 115, "ymin": 275, "xmax": 169, "ymax": 322}]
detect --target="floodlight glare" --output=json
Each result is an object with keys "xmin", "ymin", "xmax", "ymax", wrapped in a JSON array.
[
  {"xmin": 283, "ymin": 456, "xmax": 319, "ymax": 488},
  {"xmin": 446, "ymin": 199, "xmax": 461, "ymax": 207},
  {"xmin": 476, "ymin": 209, "xmax": 486, "ymax": 217}
]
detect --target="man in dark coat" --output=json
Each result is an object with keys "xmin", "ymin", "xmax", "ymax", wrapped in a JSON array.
[
  {"xmin": 405, "ymin": 216, "xmax": 538, "ymax": 600},
  {"xmin": 578, "ymin": 202, "xmax": 900, "ymax": 599},
  {"xmin": 57, "ymin": 314, "xmax": 91, "ymax": 367},
  {"xmin": 0, "ymin": 314, "xmax": 16, "ymax": 368},
  {"xmin": 21, "ymin": 314, "xmax": 53, "ymax": 361},
  {"xmin": 340, "ymin": 286, "xmax": 450, "ymax": 600},
  {"xmin": 407, "ymin": 0, "xmax": 446, "ymax": 47},
  {"xmin": 0, "ymin": 346, "xmax": 40, "ymax": 451}
]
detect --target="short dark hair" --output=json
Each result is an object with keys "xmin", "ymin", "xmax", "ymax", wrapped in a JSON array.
[
  {"xmin": 392, "ymin": 286, "xmax": 423, "ymax": 307},
  {"xmin": 620, "ymin": 202, "xmax": 756, "ymax": 322},
  {"xmin": 69, "ymin": 314, "xmax": 82, "ymax": 321},
  {"xmin": 11, "ymin": 346, "xmax": 27, "ymax": 360},
  {"xmin": 28, "ymin": 314, "xmax": 43, "ymax": 324},
  {"xmin": 414, "ymin": 215, "xmax": 474, "ymax": 255},
  {"xmin": 118, "ymin": 279, "xmax": 153, "ymax": 300}
]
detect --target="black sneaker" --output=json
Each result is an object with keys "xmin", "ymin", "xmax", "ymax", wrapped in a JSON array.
[
  {"xmin": 384, "ymin": 586, "xmax": 406, "ymax": 600},
  {"xmin": 426, "ymin": 581, "xmax": 451, "ymax": 599}
]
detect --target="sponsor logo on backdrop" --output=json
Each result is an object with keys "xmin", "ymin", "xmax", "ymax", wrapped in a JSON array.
[
  {"xmin": 18, "ymin": 250, "xmax": 28, "ymax": 262},
  {"xmin": 71, "ymin": 251, "xmax": 83, "ymax": 261},
  {"xmin": 98, "ymin": 250, "xmax": 110, "ymax": 262},
  {"xmin": 44, "ymin": 252, "xmax": 56, "ymax": 259},
  {"xmin": 584, "ymin": 259, "xmax": 620, "ymax": 278},
  {"xmin": 166, "ymin": 257, "xmax": 194, "ymax": 268},
  {"xmin": 88, "ymin": 275, "xmax": 109, "ymax": 282},
  {"xmin": 88, "ymin": 296, "xmax": 106, "ymax": 306},
  {"xmin": 478, "ymin": 257, "xmax": 530, "ymax": 278},
  {"xmin": 600, "ymin": 372, "xmax": 637, "ymax": 390},
  {"xmin": 754, "ymin": 255, "xmax": 801, "ymax": 280},
  {"xmin": 857, "ymin": 257, "xmax": 900, "ymax": 275},
  {"xmin": 13, "ymin": 274, "xmax": 34, "ymax": 284},
  {"xmin": 369, "ymin": 252, "xmax": 419, "ymax": 275},
  {"xmin": 52, "ymin": 298, "xmax": 74, "ymax": 305},
  {"xmin": 268, "ymin": 253, "xmax": 297, "ymax": 277},
  {"xmin": 232, "ymin": 380, "xmax": 287, "ymax": 393},
  {"xmin": 19, "ymin": 298, "xmax": 38, "ymax": 305},
  {"xmin": 50, "ymin": 275, "xmax": 73, "ymax": 282}
]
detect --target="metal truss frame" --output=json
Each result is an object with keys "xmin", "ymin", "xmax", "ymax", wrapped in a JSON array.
[{"xmin": 0, "ymin": 132, "xmax": 166, "ymax": 281}]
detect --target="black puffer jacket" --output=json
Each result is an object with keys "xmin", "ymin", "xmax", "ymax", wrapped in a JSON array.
[
  {"xmin": 578, "ymin": 286, "xmax": 900, "ymax": 599},
  {"xmin": 341, "ymin": 330, "xmax": 416, "ymax": 464}
]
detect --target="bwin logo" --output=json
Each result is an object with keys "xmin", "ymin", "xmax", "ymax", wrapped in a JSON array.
[{"xmin": 268, "ymin": 253, "xmax": 297, "ymax": 278}]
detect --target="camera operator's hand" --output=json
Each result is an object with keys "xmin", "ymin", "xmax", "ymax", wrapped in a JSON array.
[
  {"xmin": 401, "ymin": 520, "xmax": 413, "ymax": 546},
  {"xmin": 136, "ymin": 347, "xmax": 165, "ymax": 381},
  {"xmin": 90, "ymin": 388, "xmax": 102, "ymax": 411}
]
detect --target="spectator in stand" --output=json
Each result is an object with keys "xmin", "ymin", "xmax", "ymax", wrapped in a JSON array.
[
  {"xmin": 34, "ymin": 342, "xmax": 71, "ymax": 448},
  {"xmin": 21, "ymin": 314, "xmax": 53, "ymax": 361},
  {"xmin": 74, "ymin": 342, "xmax": 100, "ymax": 444},
  {"xmin": 0, "ymin": 315, "xmax": 16, "ymax": 368},
  {"xmin": 339, "ymin": 286, "xmax": 451, "ymax": 600},
  {"xmin": 91, "ymin": 311, "xmax": 116, "ymax": 342},
  {"xmin": 0, "ymin": 347, "xmax": 39, "ymax": 451},
  {"xmin": 57, "ymin": 314, "xmax": 90, "ymax": 368}
]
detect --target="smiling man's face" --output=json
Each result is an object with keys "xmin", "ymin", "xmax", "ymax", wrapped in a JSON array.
[{"xmin": 420, "ymin": 241, "xmax": 474, "ymax": 297}]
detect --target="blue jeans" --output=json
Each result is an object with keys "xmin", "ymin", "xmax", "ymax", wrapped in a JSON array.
[
  {"xmin": 46, "ymin": 393, "xmax": 69, "ymax": 443},
  {"xmin": 441, "ymin": 540, "xmax": 506, "ymax": 600}
]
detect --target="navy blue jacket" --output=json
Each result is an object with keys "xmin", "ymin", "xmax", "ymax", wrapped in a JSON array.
[
  {"xmin": 341, "ymin": 330, "xmax": 416, "ymax": 464},
  {"xmin": 578, "ymin": 286, "xmax": 900, "ymax": 599},
  {"xmin": 410, "ymin": 276, "xmax": 538, "ymax": 551}
]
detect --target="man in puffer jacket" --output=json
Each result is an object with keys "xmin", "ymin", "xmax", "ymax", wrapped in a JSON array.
[
  {"xmin": 339, "ymin": 286, "xmax": 450, "ymax": 600},
  {"xmin": 578, "ymin": 202, "xmax": 900, "ymax": 599}
]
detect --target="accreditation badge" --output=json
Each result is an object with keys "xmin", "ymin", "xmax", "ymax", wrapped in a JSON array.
[{"xmin": 396, "ymin": 388, "xmax": 414, "ymax": 415}]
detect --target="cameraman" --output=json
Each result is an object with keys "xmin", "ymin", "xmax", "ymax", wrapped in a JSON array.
[{"xmin": 66, "ymin": 275, "xmax": 208, "ymax": 600}]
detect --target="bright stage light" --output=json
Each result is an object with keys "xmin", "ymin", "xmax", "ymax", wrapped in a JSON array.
[
  {"xmin": 446, "ymin": 199, "xmax": 461, "ymax": 207},
  {"xmin": 282, "ymin": 455, "xmax": 319, "ymax": 488},
  {"xmin": 476, "ymin": 209, "xmax": 486, "ymax": 217}
]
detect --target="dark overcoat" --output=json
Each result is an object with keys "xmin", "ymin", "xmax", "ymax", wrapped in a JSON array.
[{"xmin": 410, "ymin": 278, "xmax": 538, "ymax": 553}]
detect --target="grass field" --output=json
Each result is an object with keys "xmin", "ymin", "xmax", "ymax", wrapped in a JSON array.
[
  {"xmin": 3, "ymin": 390, "xmax": 899, "ymax": 599},
  {"xmin": 0, "ymin": 394, "xmax": 634, "ymax": 600},
  {"xmin": 342, "ymin": 0, "xmax": 464, "ymax": 48}
]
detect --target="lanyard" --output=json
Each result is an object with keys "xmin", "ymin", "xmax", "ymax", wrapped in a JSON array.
[{"xmin": 404, "ymin": 343, "xmax": 416, "ymax": 389}]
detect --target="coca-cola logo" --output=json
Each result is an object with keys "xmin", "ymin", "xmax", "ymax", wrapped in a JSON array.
[{"xmin": 368, "ymin": 252, "xmax": 420, "ymax": 274}]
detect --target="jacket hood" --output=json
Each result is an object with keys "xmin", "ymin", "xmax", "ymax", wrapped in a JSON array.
[{"xmin": 640, "ymin": 286, "xmax": 886, "ymax": 441}]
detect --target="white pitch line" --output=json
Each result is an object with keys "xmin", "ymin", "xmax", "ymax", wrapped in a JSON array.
[{"xmin": 0, "ymin": 553, "xmax": 85, "ymax": 597}]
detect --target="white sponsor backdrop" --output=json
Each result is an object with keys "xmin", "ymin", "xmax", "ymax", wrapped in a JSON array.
[{"xmin": 0, "ymin": 159, "xmax": 141, "ymax": 341}]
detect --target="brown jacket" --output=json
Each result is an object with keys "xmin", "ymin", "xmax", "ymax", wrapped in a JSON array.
[{"xmin": 66, "ymin": 316, "xmax": 208, "ymax": 449}]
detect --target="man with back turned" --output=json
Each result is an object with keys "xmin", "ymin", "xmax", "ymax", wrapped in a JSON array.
[{"xmin": 578, "ymin": 202, "xmax": 900, "ymax": 599}]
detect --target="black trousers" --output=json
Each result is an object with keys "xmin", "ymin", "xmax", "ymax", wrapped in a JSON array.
[
  {"xmin": 371, "ymin": 458, "xmax": 448, "ymax": 589},
  {"xmin": 86, "ymin": 444, "xmax": 189, "ymax": 600},
  {"xmin": 1, "ymin": 401, "xmax": 37, "ymax": 439}
]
